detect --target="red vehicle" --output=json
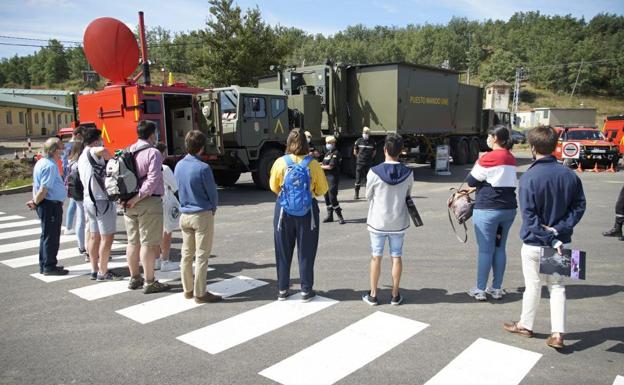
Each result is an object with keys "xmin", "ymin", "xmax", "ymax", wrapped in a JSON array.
[
  {"xmin": 553, "ymin": 126, "xmax": 620, "ymax": 168},
  {"xmin": 602, "ymin": 115, "xmax": 624, "ymax": 157},
  {"xmin": 75, "ymin": 12, "xmax": 221, "ymax": 164}
]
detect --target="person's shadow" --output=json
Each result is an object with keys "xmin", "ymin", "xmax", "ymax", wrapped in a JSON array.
[{"xmin": 533, "ymin": 326, "xmax": 624, "ymax": 355}]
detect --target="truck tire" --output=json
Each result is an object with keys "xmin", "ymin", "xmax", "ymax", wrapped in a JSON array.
[
  {"xmin": 213, "ymin": 170, "xmax": 241, "ymax": 187},
  {"xmin": 469, "ymin": 138, "xmax": 480, "ymax": 163},
  {"xmin": 453, "ymin": 139, "xmax": 469, "ymax": 165},
  {"xmin": 252, "ymin": 171, "xmax": 263, "ymax": 188},
  {"xmin": 256, "ymin": 148, "xmax": 283, "ymax": 190}
]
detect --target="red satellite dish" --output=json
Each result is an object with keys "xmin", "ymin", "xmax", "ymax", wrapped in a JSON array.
[{"xmin": 83, "ymin": 17, "xmax": 140, "ymax": 84}]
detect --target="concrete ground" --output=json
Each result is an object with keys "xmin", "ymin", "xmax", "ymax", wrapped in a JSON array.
[{"xmin": 0, "ymin": 151, "xmax": 622, "ymax": 385}]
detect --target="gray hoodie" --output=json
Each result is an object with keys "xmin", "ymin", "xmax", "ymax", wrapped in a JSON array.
[{"xmin": 366, "ymin": 161, "xmax": 414, "ymax": 233}]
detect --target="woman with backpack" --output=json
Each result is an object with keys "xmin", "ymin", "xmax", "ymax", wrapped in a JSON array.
[
  {"xmin": 466, "ymin": 125, "xmax": 517, "ymax": 301},
  {"xmin": 66, "ymin": 140, "xmax": 88, "ymax": 260},
  {"xmin": 269, "ymin": 129, "xmax": 328, "ymax": 302}
]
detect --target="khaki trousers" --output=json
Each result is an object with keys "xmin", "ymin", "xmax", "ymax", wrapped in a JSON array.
[{"xmin": 180, "ymin": 211, "xmax": 214, "ymax": 297}]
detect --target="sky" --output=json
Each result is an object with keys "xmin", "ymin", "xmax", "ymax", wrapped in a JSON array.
[{"xmin": 0, "ymin": 0, "xmax": 622, "ymax": 59}]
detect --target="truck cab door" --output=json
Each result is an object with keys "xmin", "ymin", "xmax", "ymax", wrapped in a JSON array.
[{"xmin": 240, "ymin": 96, "xmax": 268, "ymax": 147}]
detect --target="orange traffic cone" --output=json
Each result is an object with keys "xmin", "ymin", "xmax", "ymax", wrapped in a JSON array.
[
  {"xmin": 576, "ymin": 162, "xmax": 583, "ymax": 173},
  {"xmin": 592, "ymin": 162, "xmax": 601, "ymax": 173}
]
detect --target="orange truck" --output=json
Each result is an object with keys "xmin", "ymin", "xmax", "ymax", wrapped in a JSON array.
[
  {"xmin": 553, "ymin": 126, "xmax": 620, "ymax": 169},
  {"xmin": 602, "ymin": 115, "xmax": 624, "ymax": 156}
]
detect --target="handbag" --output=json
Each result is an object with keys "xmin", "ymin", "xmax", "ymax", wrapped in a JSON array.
[
  {"xmin": 406, "ymin": 196, "xmax": 423, "ymax": 227},
  {"xmin": 447, "ymin": 185, "xmax": 475, "ymax": 243}
]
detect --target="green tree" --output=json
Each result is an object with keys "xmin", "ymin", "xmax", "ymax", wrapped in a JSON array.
[{"xmin": 44, "ymin": 40, "xmax": 68, "ymax": 85}]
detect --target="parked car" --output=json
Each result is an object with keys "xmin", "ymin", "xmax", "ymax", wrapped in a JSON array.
[{"xmin": 511, "ymin": 129, "xmax": 526, "ymax": 144}]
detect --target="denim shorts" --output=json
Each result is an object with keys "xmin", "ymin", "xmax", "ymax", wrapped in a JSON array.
[{"xmin": 369, "ymin": 232, "xmax": 405, "ymax": 257}]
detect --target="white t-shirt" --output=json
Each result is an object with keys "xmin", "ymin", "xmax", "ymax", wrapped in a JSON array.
[
  {"xmin": 162, "ymin": 164, "xmax": 180, "ymax": 232},
  {"xmin": 77, "ymin": 146, "xmax": 107, "ymax": 204}
]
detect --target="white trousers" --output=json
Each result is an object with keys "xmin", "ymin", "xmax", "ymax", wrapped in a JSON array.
[{"xmin": 518, "ymin": 244, "xmax": 566, "ymax": 333}]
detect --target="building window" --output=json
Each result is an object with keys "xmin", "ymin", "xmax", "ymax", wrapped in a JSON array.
[
  {"xmin": 18, "ymin": 111, "xmax": 24, "ymax": 124},
  {"xmin": 57, "ymin": 114, "xmax": 61, "ymax": 125},
  {"xmin": 34, "ymin": 112, "xmax": 39, "ymax": 125},
  {"xmin": 543, "ymin": 110, "xmax": 549, "ymax": 119},
  {"xmin": 47, "ymin": 113, "xmax": 51, "ymax": 124},
  {"xmin": 41, "ymin": 112, "xmax": 45, "ymax": 124},
  {"xmin": 6, "ymin": 111, "xmax": 12, "ymax": 125}
]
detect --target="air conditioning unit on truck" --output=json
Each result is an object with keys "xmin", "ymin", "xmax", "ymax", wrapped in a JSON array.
[{"xmin": 75, "ymin": 12, "xmax": 222, "ymax": 172}]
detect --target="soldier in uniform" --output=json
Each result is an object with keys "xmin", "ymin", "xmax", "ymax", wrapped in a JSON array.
[
  {"xmin": 353, "ymin": 126, "xmax": 376, "ymax": 199},
  {"xmin": 321, "ymin": 136, "xmax": 345, "ymax": 224}
]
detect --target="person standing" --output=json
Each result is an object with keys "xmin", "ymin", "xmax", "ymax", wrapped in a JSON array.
[
  {"xmin": 124, "ymin": 120, "xmax": 170, "ymax": 294},
  {"xmin": 466, "ymin": 126, "xmax": 517, "ymax": 301},
  {"xmin": 602, "ymin": 184, "xmax": 624, "ymax": 241},
  {"xmin": 62, "ymin": 127, "xmax": 83, "ymax": 235},
  {"xmin": 78, "ymin": 127, "xmax": 120, "ymax": 281},
  {"xmin": 155, "ymin": 142, "xmax": 181, "ymax": 272},
  {"xmin": 174, "ymin": 131, "xmax": 222, "ymax": 303},
  {"xmin": 503, "ymin": 126, "xmax": 586, "ymax": 350},
  {"xmin": 65, "ymin": 140, "xmax": 87, "ymax": 258},
  {"xmin": 353, "ymin": 126, "xmax": 376, "ymax": 199},
  {"xmin": 362, "ymin": 133, "xmax": 413, "ymax": 306},
  {"xmin": 321, "ymin": 136, "xmax": 345, "ymax": 224},
  {"xmin": 305, "ymin": 130, "xmax": 322, "ymax": 162},
  {"xmin": 270, "ymin": 129, "xmax": 328, "ymax": 301},
  {"xmin": 26, "ymin": 137, "xmax": 68, "ymax": 276}
]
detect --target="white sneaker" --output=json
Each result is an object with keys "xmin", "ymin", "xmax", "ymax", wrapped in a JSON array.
[
  {"xmin": 160, "ymin": 260, "xmax": 179, "ymax": 272},
  {"xmin": 467, "ymin": 288, "xmax": 487, "ymax": 301},
  {"xmin": 154, "ymin": 258, "xmax": 162, "ymax": 270},
  {"xmin": 486, "ymin": 287, "xmax": 506, "ymax": 300},
  {"xmin": 63, "ymin": 228, "xmax": 75, "ymax": 235}
]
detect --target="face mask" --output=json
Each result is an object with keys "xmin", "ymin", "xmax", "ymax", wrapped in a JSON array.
[
  {"xmin": 362, "ymin": 133, "xmax": 369, "ymax": 140},
  {"xmin": 326, "ymin": 144, "xmax": 334, "ymax": 151},
  {"xmin": 486, "ymin": 135, "xmax": 495, "ymax": 149},
  {"xmin": 306, "ymin": 137, "xmax": 311, "ymax": 143}
]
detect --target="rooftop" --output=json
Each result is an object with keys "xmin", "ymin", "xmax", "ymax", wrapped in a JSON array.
[
  {"xmin": 0, "ymin": 93, "xmax": 73, "ymax": 111},
  {"xmin": 0, "ymin": 88, "xmax": 73, "ymax": 96}
]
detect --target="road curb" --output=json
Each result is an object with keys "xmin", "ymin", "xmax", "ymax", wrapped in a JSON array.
[{"xmin": 0, "ymin": 184, "xmax": 32, "ymax": 195}]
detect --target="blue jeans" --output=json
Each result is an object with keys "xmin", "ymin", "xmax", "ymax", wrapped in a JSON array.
[
  {"xmin": 473, "ymin": 208, "xmax": 516, "ymax": 291},
  {"xmin": 65, "ymin": 198, "xmax": 77, "ymax": 230},
  {"xmin": 74, "ymin": 200, "xmax": 86, "ymax": 250}
]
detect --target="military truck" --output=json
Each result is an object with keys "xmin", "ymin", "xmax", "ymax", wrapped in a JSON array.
[{"xmin": 199, "ymin": 61, "xmax": 507, "ymax": 189}]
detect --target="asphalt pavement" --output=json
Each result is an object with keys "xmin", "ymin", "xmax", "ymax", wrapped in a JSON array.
[{"xmin": 0, "ymin": 151, "xmax": 622, "ymax": 385}]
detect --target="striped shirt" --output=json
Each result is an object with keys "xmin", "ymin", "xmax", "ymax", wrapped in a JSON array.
[{"xmin": 467, "ymin": 149, "xmax": 517, "ymax": 210}]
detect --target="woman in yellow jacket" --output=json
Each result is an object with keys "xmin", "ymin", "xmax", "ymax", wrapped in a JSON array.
[{"xmin": 270, "ymin": 129, "xmax": 328, "ymax": 302}]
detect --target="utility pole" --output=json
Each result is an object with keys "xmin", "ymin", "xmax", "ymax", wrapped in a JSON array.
[
  {"xmin": 512, "ymin": 67, "xmax": 522, "ymax": 124},
  {"xmin": 569, "ymin": 59, "xmax": 584, "ymax": 104},
  {"xmin": 466, "ymin": 32, "xmax": 471, "ymax": 85}
]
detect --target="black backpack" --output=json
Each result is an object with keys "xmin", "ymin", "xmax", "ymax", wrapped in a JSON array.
[
  {"xmin": 87, "ymin": 151, "xmax": 110, "ymax": 215},
  {"xmin": 65, "ymin": 164, "xmax": 84, "ymax": 201}
]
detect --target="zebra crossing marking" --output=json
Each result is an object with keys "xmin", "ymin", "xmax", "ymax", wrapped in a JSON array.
[
  {"xmin": 0, "ymin": 219, "xmax": 40, "ymax": 230},
  {"xmin": 30, "ymin": 258, "xmax": 127, "ymax": 283},
  {"xmin": 0, "ymin": 215, "xmax": 26, "ymax": 223},
  {"xmin": 1, "ymin": 243, "xmax": 126, "ymax": 268},
  {"xmin": 614, "ymin": 375, "xmax": 624, "ymax": 385},
  {"xmin": 69, "ymin": 269, "xmax": 182, "ymax": 301},
  {"xmin": 0, "ymin": 226, "xmax": 55, "ymax": 241},
  {"xmin": 259, "ymin": 311, "xmax": 428, "ymax": 385},
  {"xmin": 116, "ymin": 276, "xmax": 267, "ymax": 324},
  {"xmin": 0, "ymin": 234, "xmax": 75, "ymax": 254},
  {"xmin": 177, "ymin": 293, "xmax": 338, "ymax": 355},
  {"xmin": 423, "ymin": 338, "xmax": 541, "ymax": 385}
]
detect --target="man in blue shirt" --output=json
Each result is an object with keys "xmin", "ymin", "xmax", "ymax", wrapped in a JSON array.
[
  {"xmin": 174, "ymin": 130, "xmax": 222, "ymax": 303},
  {"xmin": 504, "ymin": 126, "xmax": 586, "ymax": 350},
  {"xmin": 26, "ymin": 137, "xmax": 68, "ymax": 275}
]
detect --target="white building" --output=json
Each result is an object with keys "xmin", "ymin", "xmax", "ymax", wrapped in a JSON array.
[
  {"xmin": 484, "ymin": 80, "xmax": 511, "ymax": 112},
  {"xmin": 516, "ymin": 111, "xmax": 535, "ymax": 129},
  {"xmin": 533, "ymin": 108, "xmax": 596, "ymax": 127}
]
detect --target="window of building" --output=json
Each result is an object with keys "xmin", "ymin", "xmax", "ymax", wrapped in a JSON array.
[
  {"xmin": 18, "ymin": 111, "xmax": 24, "ymax": 124},
  {"xmin": 48, "ymin": 113, "xmax": 51, "ymax": 124},
  {"xmin": 543, "ymin": 110, "xmax": 549, "ymax": 119},
  {"xmin": 6, "ymin": 111, "xmax": 12, "ymax": 125},
  {"xmin": 57, "ymin": 114, "xmax": 61, "ymax": 125},
  {"xmin": 34, "ymin": 112, "xmax": 39, "ymax": 125},
  {"xmin": 243, "ymin": 96, "xmax": 266, "ymax": 119},
  {"xmin": 271, "ymin": 98, "xmax": 286, "ymax": 119},
  {"xmin": 41, "ymin": 112, "xmax": 45, "ymax": 124}
]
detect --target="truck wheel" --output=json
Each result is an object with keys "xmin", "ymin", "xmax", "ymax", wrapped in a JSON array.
[
  {"xmin": 256, "ymin": 148, "xmax": 283, "ymax": 190},
  {"xmin": 213, "ymin": 170, "xmax": 241, "ymax": 187},
  {"xmin": 453, "ymin": 139, "xmax": 469, "ymax": 165},
  {"xmin": 469, "ymin": 138, "xmax": 480, "ymax": 163},
  {"xmin": 252, "ymin": 171, "xmax": 263, "ymax": 188}
]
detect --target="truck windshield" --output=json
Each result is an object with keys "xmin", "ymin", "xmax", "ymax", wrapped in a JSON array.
[
  {"xmin": 565, "ymin": 130, "xmax": 605, "ymax": 140},
  {"xmin": 219, "ymin": 90, "xmax": 238, "ymax": 115}
]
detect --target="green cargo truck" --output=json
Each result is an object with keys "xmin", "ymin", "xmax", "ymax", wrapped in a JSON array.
[{"xmin": 198, "ymin": 61, "xmax": 509, "ymax": 189}]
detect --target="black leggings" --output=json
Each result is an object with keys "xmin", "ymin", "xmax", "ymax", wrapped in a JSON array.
[{"xmin": 616, "ymin": 185, "xmax": 624, "ymax": 216}]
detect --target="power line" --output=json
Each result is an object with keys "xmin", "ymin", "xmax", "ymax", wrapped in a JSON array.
[{"xmin": 0, "ymin": 35, "xmax": 81, "ymax": 45}]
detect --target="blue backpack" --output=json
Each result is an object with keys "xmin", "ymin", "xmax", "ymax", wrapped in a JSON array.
[{"xmin": 278, "ymin": 155, "xmax": 313, "ymax": 216}]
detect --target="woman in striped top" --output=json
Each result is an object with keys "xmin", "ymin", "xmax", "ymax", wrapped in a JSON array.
[{"xmin": 466, "ymin": 126, "xmax": 517, "ymax": 301}]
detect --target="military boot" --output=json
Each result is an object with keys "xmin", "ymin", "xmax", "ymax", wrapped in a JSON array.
[
  {"xmin": 323, "ymin": 207, "xmax": 334, "ymax": 223},
  {"xmin": 335, "ymin": 207, "xmax": 346, "ymax": 225},
  {"xmin": 354, "ymin": 187, "xmax": 360, "ymax": 200},
  {"xmin": 602, "ymin": 216, "xmax": 624, "ymax": 237}
]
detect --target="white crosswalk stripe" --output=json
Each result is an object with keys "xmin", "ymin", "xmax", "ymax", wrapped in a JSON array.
[
  {"xmin": 116, "ymin": 276, "xmax": 268, "ymax": 324},
  {"xmin": 69, "ymin": 269, "xmax": 182, "ymax": 301},
  {"xmin": 1, "ymin": 243, "xmax": 126, "ymax": 268},
  {"xmin": 177, "ymin": 293, "xmax": 338, "ymax": 354},
  {"xmin": 30, "ymin": 258, "xmax": 127, "ymax": 282},
  {"xmin": 0, "ymin": 219, "xmax": 41, "ymax": 230},
  {"xmin": 423, "ymin": 338, "xmax": 541, "ymax": 385},
  {"xmin": 614, "ymin": 375, "xmax": 624, "ymax": 385},
  {"xmin": 259, "ymin": 311, "xmax": 429, "ymax": 385},
  {"xmin": 0, "ymin": 226, "xmax": 51, "ymax": 241},
  {"xmin": 0, "ymin": 234, "xmax": 75, "ymax": 254},
  {"xmin": 0, "ymin": 215, "xmax": 25, "ymax": 222}
]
